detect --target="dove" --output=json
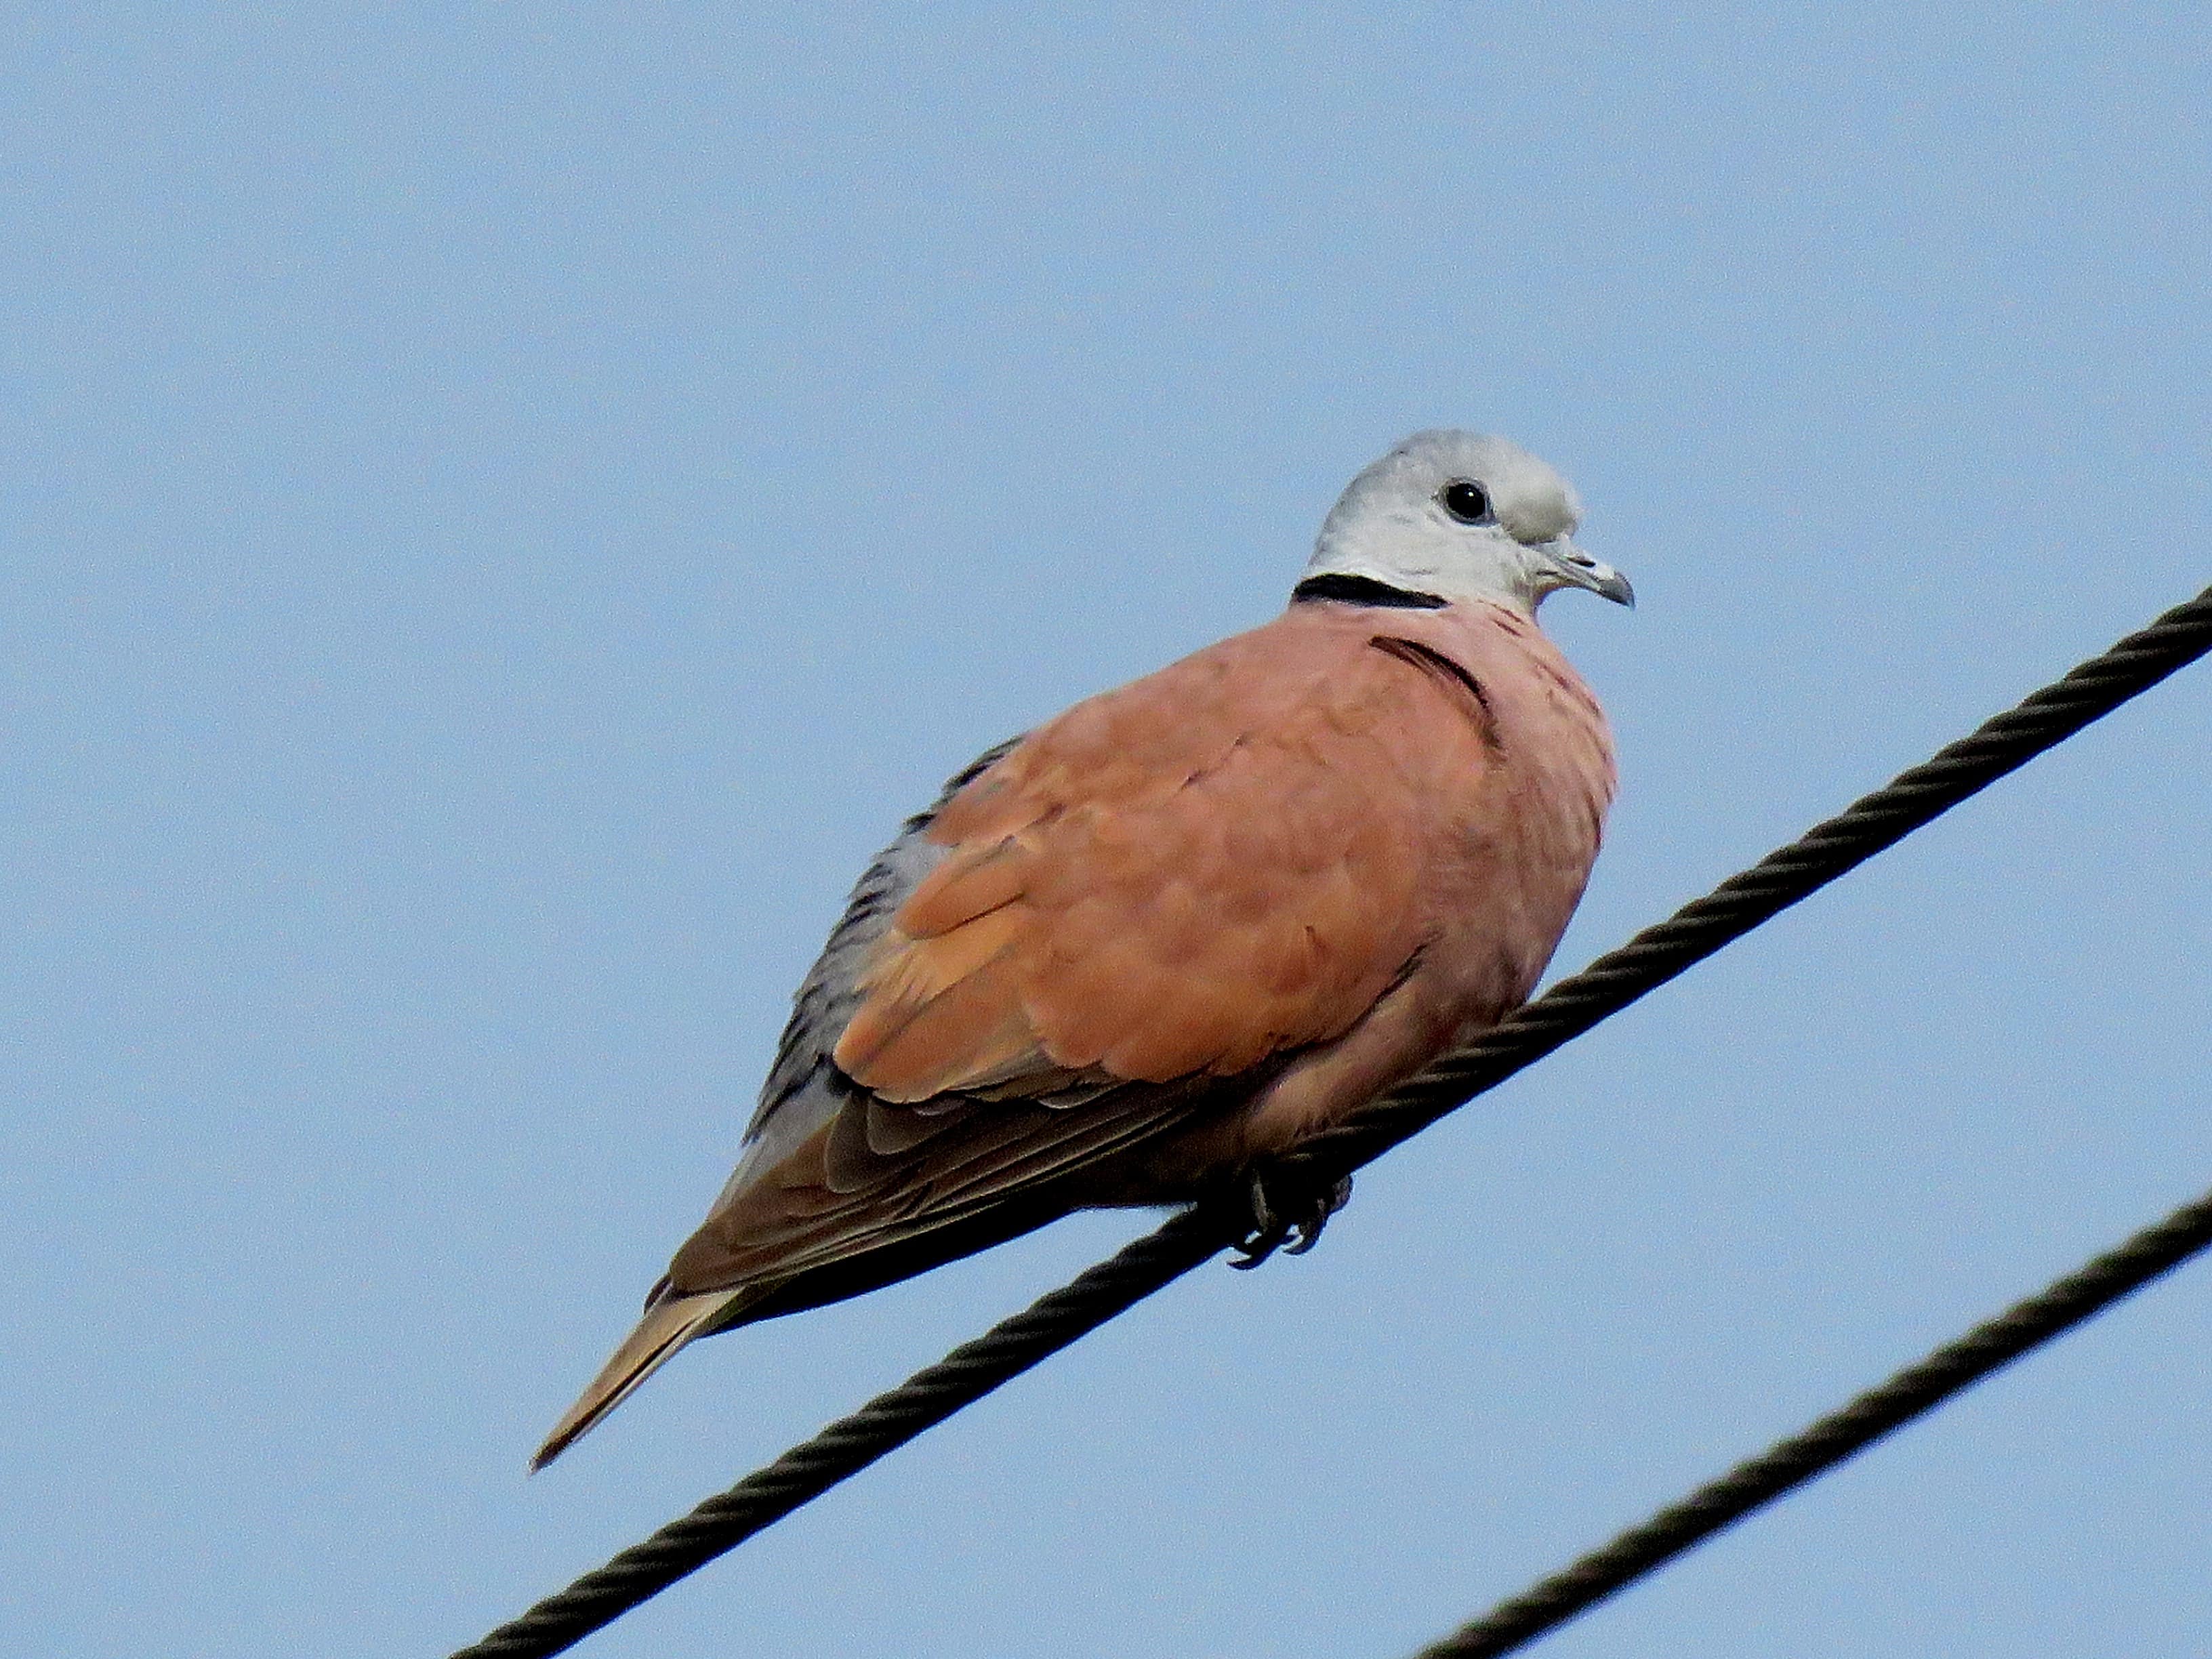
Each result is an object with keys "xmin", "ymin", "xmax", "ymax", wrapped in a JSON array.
[{"xmin": 534, "ymin": 430, "xmax": 1631, "ymax": 1469}]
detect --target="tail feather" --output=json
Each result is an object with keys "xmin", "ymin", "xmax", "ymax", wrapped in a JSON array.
[{"xmin": 531, "ymin": 1286, "xmax": 750, "ymax": 1471}]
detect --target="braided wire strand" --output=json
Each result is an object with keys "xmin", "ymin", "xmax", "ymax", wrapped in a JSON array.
[
  {"xmin": 454, "ymin": 585, "xmax": 2212, "ymax": 1659},
  {"xmin": 455, "ymin": 1214, "xmax": 1223, "ymax": 1658},
  {"xmin": 1414, "ymin": 1183, "xmax": 2212, "ymax": 1659}
]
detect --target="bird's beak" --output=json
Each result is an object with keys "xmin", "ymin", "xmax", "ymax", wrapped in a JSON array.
[{"xmin": 1541, "ymin": 537, "xmax": 1635, "ymax": 609}]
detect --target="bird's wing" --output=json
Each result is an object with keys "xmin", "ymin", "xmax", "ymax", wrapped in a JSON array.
[
  {"xmin": 836, "ymin": 638, "xmax": 1437, "ymax": 1099},
  {"xmin": 665, "ymin": 614, "xmax": 1500, "ymax": 1300}
]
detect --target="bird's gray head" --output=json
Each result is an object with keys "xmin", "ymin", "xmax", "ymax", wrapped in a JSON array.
[{"xmin": 1302, "ymin": 430, "xmax": 1633, "ymax": 614}]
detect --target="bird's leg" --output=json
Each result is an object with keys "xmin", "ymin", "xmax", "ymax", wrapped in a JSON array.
[{"xmin": 1229, "ymin": 1164, "xmax": 1355, "ymax": 1269}]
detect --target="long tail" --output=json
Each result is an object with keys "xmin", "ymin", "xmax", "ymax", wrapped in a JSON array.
[{"xmin": 531, "ymin": 1284, "xmax": 751, "ymax": 1471}]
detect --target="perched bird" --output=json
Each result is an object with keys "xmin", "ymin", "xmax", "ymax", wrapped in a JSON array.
[{"xmin": 534, "ymin": 430, "xmax": 1632, "ymax": 1469}]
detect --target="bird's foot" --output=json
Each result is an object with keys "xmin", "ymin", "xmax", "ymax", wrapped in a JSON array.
[{"xmin": 1229, "ymin": 1164, "xmax": 1354, "ymax": 1269}]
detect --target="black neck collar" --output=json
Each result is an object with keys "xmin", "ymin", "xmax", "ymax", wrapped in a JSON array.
[{"xmin": 1291, "ymin": 573, "xmax": 1450, "ymax": 610}]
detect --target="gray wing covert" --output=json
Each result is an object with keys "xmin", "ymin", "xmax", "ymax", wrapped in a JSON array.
[{"xmin": 708, "ymin": 738, "xmax": 1023, "ymax": 1210}]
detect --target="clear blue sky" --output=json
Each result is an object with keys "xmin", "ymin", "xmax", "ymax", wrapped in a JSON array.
[{"xmin": 5, "ymin": 7, "xmax": 2209, "ymax": 1656}]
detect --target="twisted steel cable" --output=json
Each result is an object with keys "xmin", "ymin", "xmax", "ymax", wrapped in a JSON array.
[
  {"xmin": 454, "ymin": 584, "xmax": 2212, "ymax": 1659},
  {"xmin": 456, "ymin": 1214, "xmax": 1223, "ymax": 1659},
  {"xmin": 1414, "ymin": 1180, "xmax": 2212, "ymax": 1658}
]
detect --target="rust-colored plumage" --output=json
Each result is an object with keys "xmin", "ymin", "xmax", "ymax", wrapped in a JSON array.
[{"xmin": 534, "ymin": 430, "xmax": 1630, "ymax": 1469}]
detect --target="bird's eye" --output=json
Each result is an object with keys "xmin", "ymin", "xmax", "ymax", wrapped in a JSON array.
[{"xmin": 1440, "ymin": 480, "xmax": 1491, "ymax": 524}]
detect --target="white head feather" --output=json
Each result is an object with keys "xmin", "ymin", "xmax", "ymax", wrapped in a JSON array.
[{"xmin": 1304, "ymin": 430, "xmax": 1633, "ymax": 614}]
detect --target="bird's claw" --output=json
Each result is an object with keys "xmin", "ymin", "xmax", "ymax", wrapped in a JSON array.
[{"xmin": 1229, "ymin": 1167, "xmax": 1354, "ymax": 1269}]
